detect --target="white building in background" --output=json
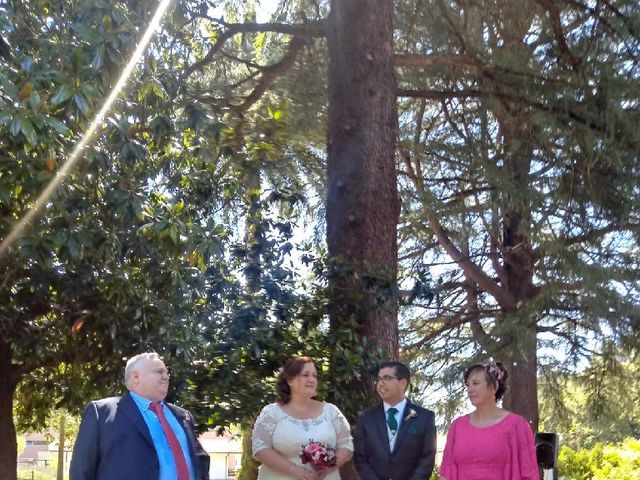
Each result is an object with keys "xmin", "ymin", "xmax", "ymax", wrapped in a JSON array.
[{"xmin": 199, "ymin": 429, "xmax": 243, "ymax": 480}]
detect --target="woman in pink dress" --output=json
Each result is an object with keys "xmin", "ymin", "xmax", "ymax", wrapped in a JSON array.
[{"xmin": 439, "ymin": 361, "xmax": 538, "ymax": 480}]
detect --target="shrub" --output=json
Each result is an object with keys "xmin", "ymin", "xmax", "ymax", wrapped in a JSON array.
[{"xmin": 558, "ymin": 438, "xmax": 640, "ymax": 480}]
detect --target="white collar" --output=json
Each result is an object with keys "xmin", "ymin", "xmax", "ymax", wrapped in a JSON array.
[{"xmin": 383, "ymin": 397, "xmax": 407, "ymax": 414}]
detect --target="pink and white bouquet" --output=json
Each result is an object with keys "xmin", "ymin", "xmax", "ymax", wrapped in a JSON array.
[{"xmin": 300, "ymin": 441, "xmax": 337, "ymax": 470}]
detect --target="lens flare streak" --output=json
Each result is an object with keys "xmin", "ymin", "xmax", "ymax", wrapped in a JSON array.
[{"xmin": 0, "ymin": 0, "xmax": 174, "ymax": 257}]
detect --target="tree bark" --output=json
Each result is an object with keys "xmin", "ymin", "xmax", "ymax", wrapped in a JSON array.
[
  {"xmin": 237, "ymin": 424, "xmax": 259, "ymax": 480},
  {"xmin": 502, "ymin": 329, "xmax": 538, "ymax": 429},
  {"xmin": 0, "ymin": 338, "xmax": 18, "ymax": 480},
  {"xmin": 57, "ymin": 414, "xmax": 66, "ymax": 480},
  {"xmin": 475, "ymin": 3, "xmax": 540, "ymax": 424},
  {"xmin": 495, "ymin": 101, "xmax": 540, "ymax": 429},
  {"xmin": 326, "ymin": 0, "xmax": 400, "ymax": 354},
  {"xmin": 326, "ymin": 6, "xmax": 399, "ymax": 478},
  {"xmin": 236, "ymin": 164, "xmax": 262, "ymax": 480}
]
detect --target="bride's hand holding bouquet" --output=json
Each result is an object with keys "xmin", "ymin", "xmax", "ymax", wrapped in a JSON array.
[{"xmin": 300, "ymin": 441, "xmax": 338, "ymax": 479}]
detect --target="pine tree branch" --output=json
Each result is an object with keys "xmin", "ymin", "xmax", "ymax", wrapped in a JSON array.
[
  {"xmin": 182, "ymin": 20, "xmax": 325, "ymax": 79},
  {"xmin": 565, "ymin": 0, "xmax": 640, "ymax": 57},
  {"xmin": 395, "ymin": 53, "xmax": 481, "ymax": 69},
  {"xmin": 399, "ymin": 83, "xmax": 640, "ymax": 152},
  {"xmin": 405, "ymin": 310, "xmax": 476, "ymax": 347},
  {"xmin": 425, "ymin": 209, "xmax": 517, "ymax": 310},
  {"xmin": 563, "ymin": 223, "xmax": 640, "ymax": 246},
  {"xmin": 464, "ymin": 279, "xmax": 502, "ymax": 352},
  {"xmin": 236, "ymin": 36, "xmax": 308, "ymax": 112},
  {"xmin": 397, "ymin": 88, "xmax": 481, "ymax": 100},
  {"xmin": 534, "ymin": 0, "xmax": 580, "ymax": 67}
]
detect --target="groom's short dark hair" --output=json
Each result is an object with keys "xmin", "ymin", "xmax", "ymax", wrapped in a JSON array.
[{"xmin": 378, "ymin": 361, "xmax": 411, "ymax": 382}]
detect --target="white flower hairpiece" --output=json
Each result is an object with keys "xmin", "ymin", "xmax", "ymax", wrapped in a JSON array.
[{"xmin": 484, "ymin": 361, "xmax": 505, "ymax": 382}]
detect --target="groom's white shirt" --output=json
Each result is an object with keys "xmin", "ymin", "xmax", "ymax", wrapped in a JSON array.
[{"xmin": 383, "ymin": 397, "xmax": 407, "ymax": 451}]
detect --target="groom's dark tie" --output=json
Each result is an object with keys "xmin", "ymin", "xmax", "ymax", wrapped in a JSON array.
[{"xmin": 387, "ymin": 407, "xmax": 398, "ymax": 433}]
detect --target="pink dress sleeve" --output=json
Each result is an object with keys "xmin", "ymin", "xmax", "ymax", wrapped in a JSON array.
[
  {"xmin": 439, "ymin": 417, "xmax": 459, "ymax": 480},
  {"xmin": 509, "ymin": 415, "xmax": 539, "ymax": 480}
]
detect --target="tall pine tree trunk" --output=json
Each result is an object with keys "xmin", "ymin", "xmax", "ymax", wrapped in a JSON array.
[
  {"xmin": 326, "ymin": 4, "xmax": 399, "ymax": 477},
  {"xmin": 502, "ymin": 329, "xmax": 538, "ymax": 428},
  {"xmin": 326, "ymin": 3, "xmax": 399, "ymax": 473},
  {"xmin": 0, "ymin": 338, "xmax": 18, "ymax": 480},
  {"xmin": 493, "ymin": 103, "xmax": 540, "ymax": 428},
  {"xmin": 491, "ymin": 4, "xmax": 540, "ymax": 429},
  {"xmin": 326, "ymin": 0, "xmax": 399, "ymax": 352}
]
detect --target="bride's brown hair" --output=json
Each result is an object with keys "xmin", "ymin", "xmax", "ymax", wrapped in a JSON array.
[{"xmin": 276, "ymin": 356, "xmax": 314, "ymax": 404}]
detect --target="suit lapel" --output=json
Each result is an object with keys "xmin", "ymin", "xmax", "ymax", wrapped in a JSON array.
[
  {"xmin": 373, "ymin": 403, "xmax": 392, "ymax": 456},
  {"xmin": 166, "ymin": 403, "xmax": 186, "ymax": 423},
  {"xmin": 166, "ymin": 403, "xmax": 198, "ymax": 463},
  {"xmin": 119, "ymin": 393, "xmax": 154, "ymax": 448}
]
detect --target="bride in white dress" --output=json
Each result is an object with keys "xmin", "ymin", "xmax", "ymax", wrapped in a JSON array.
[{"xmin": 252, "ymin": 356, "xmax": 353, "ymax": 480}]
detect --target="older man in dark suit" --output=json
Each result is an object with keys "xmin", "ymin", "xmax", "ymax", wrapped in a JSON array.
[
  {"xmin": 354, "ymin": 361, "xmax": 437, "ymax": 480},
  {"xmin": 70, "ymin": 352, "xmax": 209, "ymax": 480}
]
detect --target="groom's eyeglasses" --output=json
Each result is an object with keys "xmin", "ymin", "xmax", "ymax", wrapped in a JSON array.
[{"xmin": 374, "ymin": 375, "xmax": 398, "ymax": 384}]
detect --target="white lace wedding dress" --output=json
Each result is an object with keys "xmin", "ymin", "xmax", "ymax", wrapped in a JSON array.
[{"xmin": 252, "ymin": 402, "xmax": 353, "ymax": 480}]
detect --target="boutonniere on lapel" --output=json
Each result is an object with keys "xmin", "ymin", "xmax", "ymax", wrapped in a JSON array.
[{"xmin": 404, "ymin": 409, "xmax": 417, "ymax": 422}]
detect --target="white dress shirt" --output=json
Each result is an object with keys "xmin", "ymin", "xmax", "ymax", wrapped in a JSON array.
[{"xmin": 383, "ymin": 397, "xmax": 407, "ymax": 451}]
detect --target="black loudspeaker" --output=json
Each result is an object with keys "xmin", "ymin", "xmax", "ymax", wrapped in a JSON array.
[{"xmin": 535, "ymin": 432, "xmax": 559, "ymax": 469}]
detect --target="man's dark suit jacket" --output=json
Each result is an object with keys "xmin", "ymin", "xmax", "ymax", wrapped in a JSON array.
[
  {"xmin": 69, "ymin": 393, "xmax": 210, "ymax": 480},
  {"xmin": 354, "ymin": 400, "xmax": 436, "ymax": 480}
]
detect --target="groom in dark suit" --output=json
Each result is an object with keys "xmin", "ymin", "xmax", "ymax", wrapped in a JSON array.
[
  {"xmin": 70, "ymin": 352, "xmax": 209, "ymax": 480},
  {"xmin": 354, "ymin": 361, "xmax": 436, "ymax": 480}
]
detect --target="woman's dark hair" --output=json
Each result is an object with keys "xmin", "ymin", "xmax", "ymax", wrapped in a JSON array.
[
  {"xmin": 276, "ymin": 356, "xmax": 314, "ymax": 404},
  {"xmin": 463, "ymin": 361, "xmax": 509, "ymax": 402}
]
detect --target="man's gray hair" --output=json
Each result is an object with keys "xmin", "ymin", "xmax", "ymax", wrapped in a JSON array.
[{"xmin": 124, "ymin": 352, "xmax": 161, "ymax": 388}]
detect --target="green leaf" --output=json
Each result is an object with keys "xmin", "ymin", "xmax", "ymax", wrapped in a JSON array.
[
  {"xmin": 73, "ymin": 93, "xmax": 90, "ymax": 113},
  {"xmin": 151, "ymin": 81, "xmax": 166, "ymax": 99},
  {"xmin": 169, "ymin": 225, "xmax": 178, "ymax": 245},
  {"xmin": 36, "ymin": 170, "xmax": 53, "ymax": 182},
  {"xmin": 253, "ymin": 32, "xmax": 267, "ymax": 52},
  {"xmin": 80, "ymin": 84, "xmax": 99, "ymax": 98},
  {"xmin": 30, "ymin": 113, "xmax": 45, "ymax": 129},
  {"xmin": 21, "ymin": 57, "xmax": 34, "ymax": 73},
  {"xmin": 0, "ymin": 186, "xmax": 10, "ymax": 205},
  {"xmin": 18, "ymin": 115, "xmax": 37, "ymax": 145},
  {"xmin": 71, "ymin": 24, "xmax": 102, "ymax": 43},
  {"xmin": 90, "ymin": 45, "xmax": 105, "ymax": 70},
  {"xmin": 10, "ymin": 116, "xmax": 20, "ymax": 136},
  {"xmin": 0, "ymin": 74, "xmax": 18, "ymax": 101},
  {"xmin": 51, "ymin": 84, "xmax": 74, "ymax": 106},
  {"xmin": 67, "ymin": 236, "xmax": 81, "ymax": 259},
  {"xmin": 44, "ymin": 117, "xmax": 70, "ymax": 136},
  {"xmin": 27, "ymin": 93, "xmax": 41, "ymax": 110}
]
